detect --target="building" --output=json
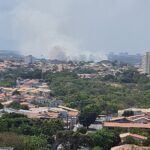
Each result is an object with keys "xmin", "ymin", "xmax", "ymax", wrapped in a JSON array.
[
  {"xmin": 118, "ymin": 108, "xmax": 150, "ymax": 117},
  {"xmin": 111, "ymin": 144, "xmax": 150, "ymax": 150},
  {"xmin": 103, "ymin": 113, "xmax": 150, "ymax": 129},
  {"xmin": 24, "ymin": 55, "xmax": 33, "ymax": 64},
  {"xmin": 120, "ymin": 133, "xmax": 147, "ymax": 143},
  {"xmin": 142, "ymin": 52, "xmax": 150, "ymax": 74}
]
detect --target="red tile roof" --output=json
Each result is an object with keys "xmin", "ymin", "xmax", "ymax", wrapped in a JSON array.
[
  {"xmin": 47, "ymin": 112, "xmax": 59, "ymax": 118},
  {"xmin": 68, "ymin": 111, "xmax": 79, "ymax": 117},
  {"xmin": 103, "ymin": 122, "xmax": 150, "ymax": 129},
  {"xmin": 120, "ymin": 133, "xmax": 147, "ymax": 140},
  {"xmin": 129, "ymin": 133, "xmax": 147, "ymax": 140}
]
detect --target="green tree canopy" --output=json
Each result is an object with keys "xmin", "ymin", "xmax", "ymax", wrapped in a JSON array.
[
  {"xmin": 79, "ymin": 104, "xmax": 99, "ymax": 128},
  {"xmin": 0, "ymin": 103, "xmax": 4, "ymax": 109}
]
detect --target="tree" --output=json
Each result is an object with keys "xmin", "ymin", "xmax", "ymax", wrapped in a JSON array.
[
  {"xmin": 24, "ymin": 135, "xmax": 50, "ymax": 150},
  {"xmin": 12, "ymin": 90, "xmax": 21, "ymax": 96},
  {"xmin": 79, "ymin": 111, "xmax": 97, "ymax": 129},
  {"xmin": 0, "ymin": 132, "xmax": 50, "ymax": 150},
  {"xmin": 55, "ymin": 131, "xmax": 92, "ymax": 150},
  {"xmin": 2, "ymin": 113, "xmax": 26, "ymax": 119},
  {"xmin": 92, "ymin": 146, "xmax": 103, "ymax": 150},
  {"xmin": 0, "ymin": 103, "xmax": 4, "ymax": 109},
  {"xmin": 8, "ymin": 101, "xmax": 28, "ymax": 110},
  {"xmin": 21, "ymin": 105, "xmax": 29, "ymax": 110},
  {"xmin": 8, "ymin": 101, "xmax": 22, "ymax": 110},
  {"xmin": 77, "ymin": 127, "xmax": 87, "ymax": 134},
  {"xmin": 79, "ymin": 104, "xmax": 99, "ymax": 129},
  {"xmin": 122, "ymin": 110, "xmax": 134, "ymax": 117},
  {"xmin": 89, "ymin": 129, "xmax": 121, "ymax": 150},
  {"xmin": 143, "ymin": 136, "xmax": 150, "ymax": 146},
  {"xmin": 41, "ymin": 119, "xmax": 64, "ymax": 136},
  {"xmin": 0, "ymin": 132, "xmax": 25, "ymax": 150},
  {"xmin": 122, "ymin": 136, "xmax": 139, "ymax": 145}
]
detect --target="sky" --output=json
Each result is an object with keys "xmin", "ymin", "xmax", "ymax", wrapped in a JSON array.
[{"xmin": 0, "ymin": 0, "xmax": 150, "ymax": 59}]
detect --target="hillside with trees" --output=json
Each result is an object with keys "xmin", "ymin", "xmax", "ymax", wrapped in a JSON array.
[{"xmin": 44, "ymin": 70, "xmax": 150, "ymax": 115}]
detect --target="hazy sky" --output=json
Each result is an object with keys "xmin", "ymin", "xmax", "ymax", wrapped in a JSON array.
[{"xmin": 0, "ymin": 0, "xmax": 150, "ymax": 58}]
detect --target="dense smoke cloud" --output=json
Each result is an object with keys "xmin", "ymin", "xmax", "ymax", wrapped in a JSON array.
[
  {"xmin": 0, "ymin": 0, "xmax": 150, "ymax": 59},
  {"xmin": 1, "ymin": 0, "xmax": 81, "ymax": 58},
  {"xmin": 49, "ymin": 46, "xmax": 67, "ymax": 61}
]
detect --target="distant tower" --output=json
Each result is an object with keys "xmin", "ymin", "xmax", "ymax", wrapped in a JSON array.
[
  {"xmin": 142, "ymin": 52, "xmax": 150, "ymax": 74},
  {"xmin": 24, "ymin": 55, "xmax": 33, "ymax": 64}
]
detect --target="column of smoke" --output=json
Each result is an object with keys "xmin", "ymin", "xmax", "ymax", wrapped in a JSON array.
[
  {"xmin": 49, "ymin": 46, "xmax": 67, "ymax": 61},
  {"xmin": 49, "ymin": 46, "xmax": 102, "ymax": 62}
]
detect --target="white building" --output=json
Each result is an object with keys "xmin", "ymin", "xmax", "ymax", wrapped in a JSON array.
[{"xmin": 142, "ymin": 52, "xmax": 150, "ymax": 74}]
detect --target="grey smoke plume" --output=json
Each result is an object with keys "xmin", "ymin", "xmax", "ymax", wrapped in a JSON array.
[
  {"xmin": 7, "ymin": 0, "xmax": 81, "ymax": 58},
  {"xmin": 49, "ymin": 46, "xmax": 67, "ymax": 61},
  {"xmin": 0, "ymin": 0, "xmax": 150, "ymax": 59}
]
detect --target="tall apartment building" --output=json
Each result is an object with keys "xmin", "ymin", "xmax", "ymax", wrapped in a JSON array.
[
  {"xmin": 142, "ymin": 52, "xmax": 150, "ymax": 74},
  {"xmin": 24, "ymin": 55, "xmax": 33, "ymax": 64}
]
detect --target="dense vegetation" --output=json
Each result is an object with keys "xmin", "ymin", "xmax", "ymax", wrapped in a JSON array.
[
  {"xmin": 44, "ymin": 70, "xmax": 150, "ymax": 115},
  {"xmin": 0, "ymin": 132, "xmax": 50, "ymax": 150},
  {"xmin": 102, "ymin": 68, "xmax": 150, "ymax": 84},
  {"xmin": 0, "ymin": 113, "xmax": 149, "ymax": 149},
  {"xmin": 73, "ymin": 68, "xmax": 97, "ymax": 74},
  {"xmin": 8, "ymin": 101, "xmax": 29, "ymax": 110},
  {"xmin": 55, "ymin": 128, "xmax": 150, "ymax": 150},
  {"xmin": 0, "ymin": 113, "xmax": 64, "ymax": 149},
  {"xmin": 1, "ymin": 67, "xmax": 149, "ymax": 113}
]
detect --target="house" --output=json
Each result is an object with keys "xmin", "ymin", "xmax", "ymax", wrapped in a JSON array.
[
  {"xmin": 33, "ymin": 97, "xmax": 50, "ymax": 105},
  {"xmin": 49, "ymin": 100, "xmax": 64, "ymax": 107},
  {"xmin": 108, "ymin": 114, "xmax": 150, "ymax": 124},
  {"xmin": 118, "ymin": 108, "xmax": 150, "ymax": 117},
  {"xmin": 47, "ymin": 111, "xmax": 59, "ymax": 119},
  {"xmin": 49, "ymin": 106, "xmax": 79, "ymax": 129},
  {"xmin": 111, "ymin": 144, "xmax": 150, "ymax": 150},
  {"xmin": 120, "ymin": 133, "xmax": 147, "ymax": 143}
]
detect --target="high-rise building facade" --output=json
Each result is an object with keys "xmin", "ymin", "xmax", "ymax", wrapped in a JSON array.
[
  {"xmin": 142, "ymin": 52, "xmax": 150, "ymax": 74},
  {"xmin": 24, "ymin": 55, "xmax": 33, "ymax": 64}
]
